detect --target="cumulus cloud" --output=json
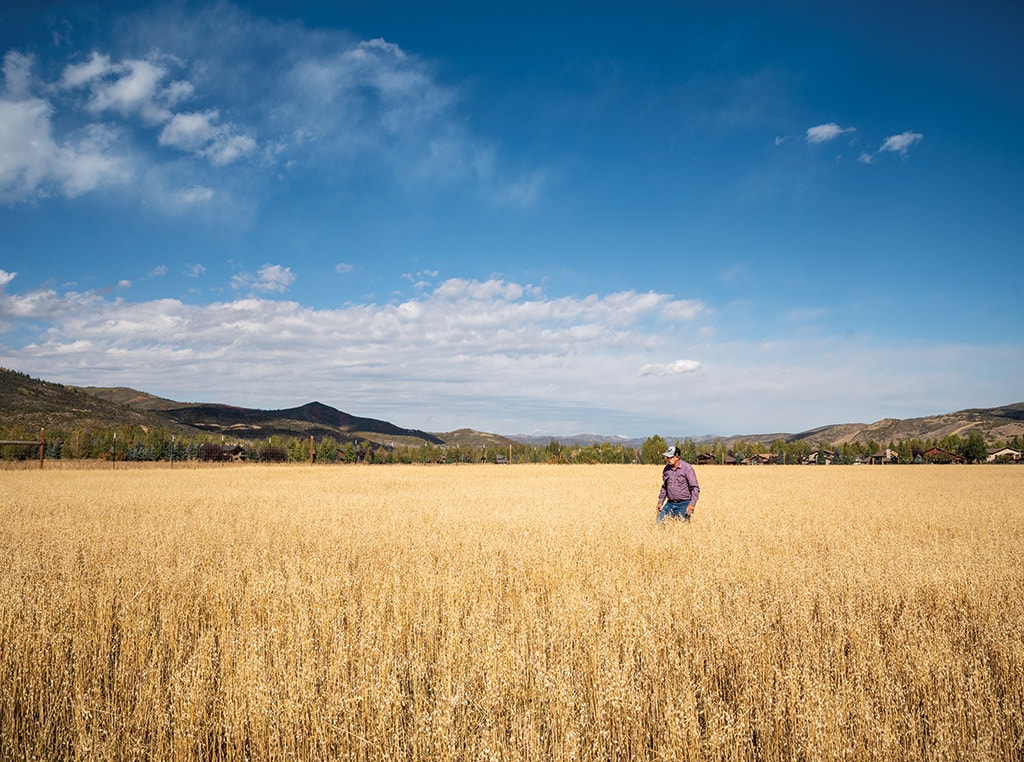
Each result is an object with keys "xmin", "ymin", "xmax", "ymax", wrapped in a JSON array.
[
  {"xmin": 661, "ymin": 299, "xmax": 705, "ymax": 322},
  {"xmin": 0, "ymin": 52, "xmax": 132, "ymax": 202},
  {"xmin": 637, "ymin": 359, "xmax": 702, "ymax": 377},
  {"xmin": 805, "ymin": 123, "xmax": 855, "ymax": 144},
  {"xmin": 158, "ymin": 111, "xmax": 256, "ymax": 165},
  {"xmin": 73, "ymin": 56, "xmax": 174, "ymax": 124},
  {"xmin": 0, "ymin": 277, "xmax": 711, "ymax": 428},
  {"xmin": 0, "ymin": 276, "xmax": 1020, "ymax": 435}
]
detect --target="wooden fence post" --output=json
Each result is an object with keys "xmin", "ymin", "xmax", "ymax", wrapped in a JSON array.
[{"xmin": 0, "ymin": 431, "xmax": 47, "ymax": 469}]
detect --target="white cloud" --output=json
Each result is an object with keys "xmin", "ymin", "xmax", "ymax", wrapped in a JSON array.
[
  {"xmin": 231, "ymin": 264, "xmax": 296, "ymax": 294},
  {"xmin": 77, "ymin": 56, "xmax": 173, "ymax": 125},
  {"xmin": 159, "ymin": 111, "xmax": 218, "ymax": 152},
  {"xmin": 1, "ymin": 5, "xmax": 541, "ymax": 209},
  {"xmin": 879, "ymin": 131, "xmax": 923, "ymax": 155},
  {"xmin": 60, "ymin": 51, "xmax": 112, "ymax": 88},
  {"xmin": 638, "ymin": 359, "xmax": 702, "ymax": 377},
  {"xmin": 205, "ymin": 133, "xmax": 257, "ymax": 165},
  {"xmin": 661, "ymin": 299, "xmax": 705, "ymax": 322},
  {"xmin": 0, "ymin": 269, "xmax": 16, "ymax": 288},
  {"xmin": 352, "ymin": 38, "xmax": 407, "ymax": 61},
  {"xmin": 805, "ymin": 123, "xmax": 855, "ymax": 144},
  {"xmin": 0, "ymin": 277, "xmax": 1021, "ymax": 435},
  {"xmin": 3, "ymin": 51, "xmax": 34, "ymax": 98},
  {"xmin": 159, "ymin": 111, "xmax": 256, "ymax": 165},
  {"xmin": 859, "ymin": 131, "xmax": 923, "ymax": 164},
  {"xmin": 0, "ymin": 70, "xmax": 132, "ymax": 203},
  {"xmin": 335, "ymin": 263, "xmax": 354, "ymax": 274}
]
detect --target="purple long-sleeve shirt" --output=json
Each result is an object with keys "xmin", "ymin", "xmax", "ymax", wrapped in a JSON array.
[{"xmin": 658, "ymin": 460, "xmax": 700, "ymax": 508}]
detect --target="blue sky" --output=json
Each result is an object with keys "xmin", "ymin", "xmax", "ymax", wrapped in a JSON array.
[{"xmin": 1, "ymin": 1, "xmax": 1022, "ymax": 437}]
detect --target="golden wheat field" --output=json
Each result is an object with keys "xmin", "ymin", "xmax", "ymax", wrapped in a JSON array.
[{"xmin": 1, "ymin": 463, "xmax": 1022, "ymax": 761}]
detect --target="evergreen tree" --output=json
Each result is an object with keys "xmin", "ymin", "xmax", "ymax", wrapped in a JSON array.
[{"xmin": 640, "ymin": 435, "xmax": 668, "ymax": 464}]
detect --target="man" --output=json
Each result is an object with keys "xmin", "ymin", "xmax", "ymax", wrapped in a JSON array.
[{"xmin": 656, "ymin": 445, "xmax": 700, "ymax": 522}]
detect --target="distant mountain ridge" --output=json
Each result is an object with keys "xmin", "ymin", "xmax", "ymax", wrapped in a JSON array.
[
  {"xmin": 2, "ymin": 368, "xmax": 1021, "ymax": 447},
  {"xmin": 782, "ymin": 403, "xmax": 1024, "ymax": 446},
  {"xmin": 80, "ymin": 387, "xmax": 447, "ymax": 445},
  {"xmin": 505, "ymin": 404, "xmax": 1024, "ymax": 448},
  {"xmin": 0, "ymin": 369, "xmax": 454, "ymax": 447}
]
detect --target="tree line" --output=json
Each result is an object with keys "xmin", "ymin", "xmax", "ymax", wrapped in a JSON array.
[{"xmin": 0, "ymin": 423, "xmax": 1019, "ymax": 465}]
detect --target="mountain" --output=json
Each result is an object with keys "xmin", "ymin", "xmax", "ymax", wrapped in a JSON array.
[
  {"xmin": 0, "ymin": 369, "xmax": 198, "ymax": 435},
  {"xmin": 0, "ymin": 369, "xmax": 444, "ymax": 446},
  {"xmin": 509, "ymin": 407, "xmax": 1024, "ymax": 448},
  {"xmin": 78, "ymin": 389, "xmax": 446, "ymax": 445},
  {"xmin": 3, "ymin": 367, "xmax": 1021, "ymax": 447},
  {"xmin": 781, "ymin": 403, "xmax": 1024, "ymax": 446}
]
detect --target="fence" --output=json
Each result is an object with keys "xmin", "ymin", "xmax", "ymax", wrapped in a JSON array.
[{"xmin": 0, "ymin": 428, "xmax": 46, "ymax": 469}]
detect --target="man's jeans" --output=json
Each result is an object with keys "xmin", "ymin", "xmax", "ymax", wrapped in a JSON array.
[{"xmin": 658, "ymin": 500, "xmax": 691, "ymax": 523}]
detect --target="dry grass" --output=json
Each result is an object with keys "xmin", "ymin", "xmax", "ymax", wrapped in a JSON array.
[{"xmin": 2, "ymin": 464, "xmax": 1022, "ymax": 761}]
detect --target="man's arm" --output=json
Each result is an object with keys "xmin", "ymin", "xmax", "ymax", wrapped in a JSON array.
[{"xmin": 685, "ymin": 463, "xmax": 700, "ymax": 507}]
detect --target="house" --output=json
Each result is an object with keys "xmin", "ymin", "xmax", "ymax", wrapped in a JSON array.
[
  {"xmin": 986, "ymin": 447, "xmax": 1022, "ymax": 462},
  {"xmin": 801, "ymin": 449, "xmax": 836, "ymax": 465},
  {"xmin": 868, "ymin": 448, "xmax": 899, "ymax": 465},
  {"xmin": 922, "ymin": 447, "xmax": 966, "ymax": 464},
  {"xmin": 696, "ymin": 452, "xmax": 735, "ymax": 465},
  {"xmin": 748, "ymin": 453, "xmax": 779, "ymax": 465},
  {"xmin": 200, "ymin": 443, "xmax": 246, "ymax": 461}
]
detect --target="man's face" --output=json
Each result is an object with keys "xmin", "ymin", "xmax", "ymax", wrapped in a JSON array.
[{"xmin": 666, "ymin": 454, "xmax": 680, "ymax": 466}]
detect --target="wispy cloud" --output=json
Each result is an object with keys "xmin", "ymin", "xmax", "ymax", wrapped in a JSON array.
[
  {"xmin": 0, "ymin": 5, "xmax": 542, "ymax": 209},
  {"xmin": 637, "ymin": 359, "xmax": 702, "ymax": 377},
  {"xmin": 805, "ymin": 122, "xmax": 855, "ymax": 144},
  {"xmin": 879, "ymin": 131, "xmax": 924, "ymax": 155},
  {"xmin": 859, "ymin": 130, "xmax": 924, "ymax": 163},
  {"xmin": 231, "ymin": 264, "xmax": 296, "ymax": 294}
]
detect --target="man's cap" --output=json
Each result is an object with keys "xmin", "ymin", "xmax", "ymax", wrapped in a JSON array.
[{"xmin": 663, "ymin": 446, "xmax": 679, "ymax": 458}]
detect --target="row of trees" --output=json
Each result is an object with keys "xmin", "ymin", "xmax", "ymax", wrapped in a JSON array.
[
  {"xmin": 1, "ymin": 423, "xmax": 1020, "ymax": 465},
  {"xmin": 642, "ymin": 432, "xmax": 1013, "ymax": 466}
]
